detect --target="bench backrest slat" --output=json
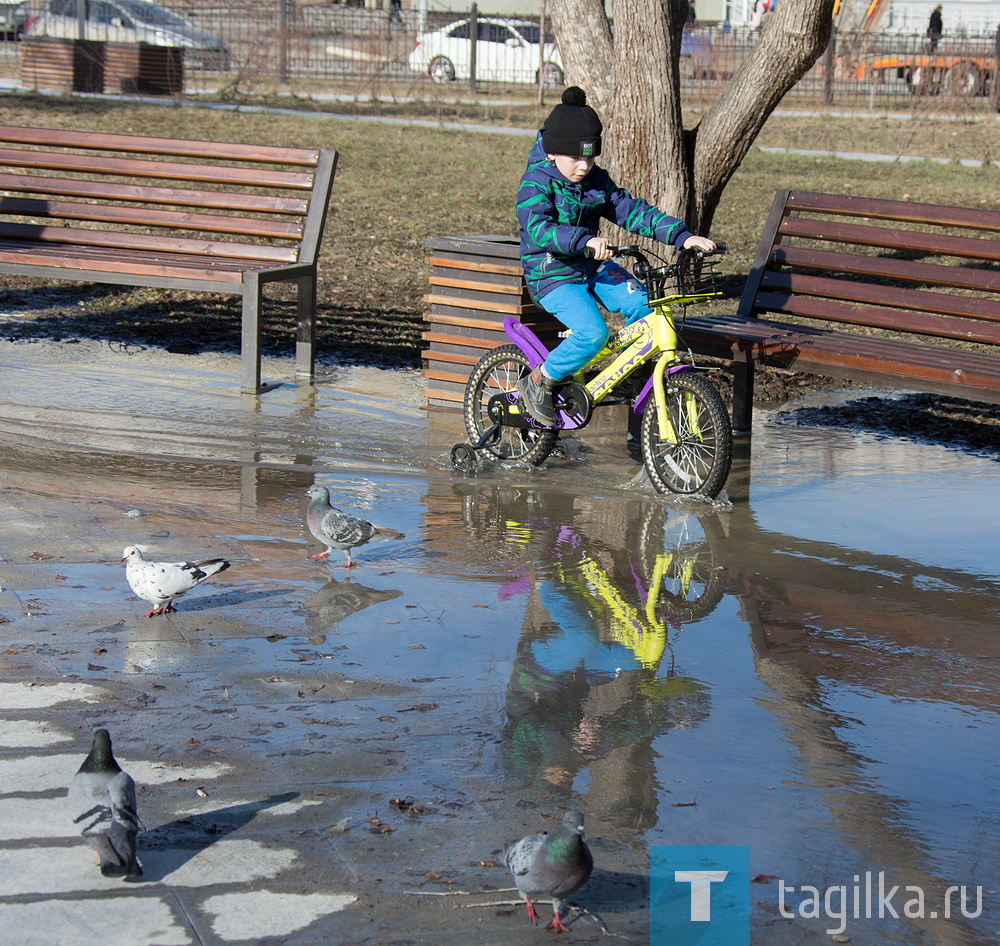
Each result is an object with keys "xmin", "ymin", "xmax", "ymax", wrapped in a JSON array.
[
  {"xmin": 786, "ymin": 191, "xmax": 1000, "ymax": 233},
  {"xmin": 774, "ymin": 245, "xmax": 1000, "ymax": 294},
  {"xmin": 762, "ymin": 271, "xmax": 1000, "ymax": 322},
  {"xmin": 0, "ymin": 221, "xmax": 300, "ymax": 263},
  {"xmin": 0, "ymin": 124, "xmax": 321, "ymax": 167},
  {"xmin": 0, "ymin": 196, "xmax": 304, "ymax": 241},
  {"xmin": 0, "ymin": 147, "xmax": 316, "ymax": 190},
  {"xmin": 739, "ymin": 188, "xmax": 1000, "ymax": 353},
  {"xmin": 778, "ymin": 216, "xmax": 1000, "ymax": 264},
  {"xmin": 0, "ymin": 172, "xmax": 310, "ymax": 215},
  {"xmin": 757, "ymin": 290, "xmax": 1000, "ymax": 347}
]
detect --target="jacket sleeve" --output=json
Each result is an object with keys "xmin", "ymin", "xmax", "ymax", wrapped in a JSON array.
[
  {"xmin": 516, "ymin": 173, "xmax": 594, "ymax": 258},
  {"xmin": 604, "ymin": 175, "xmax": 694, "ymax": 248}
]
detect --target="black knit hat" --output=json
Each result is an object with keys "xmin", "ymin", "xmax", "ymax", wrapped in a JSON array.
[{"xmin": 542, "ymin": 87, "xmax": 603, "ymax": 158}]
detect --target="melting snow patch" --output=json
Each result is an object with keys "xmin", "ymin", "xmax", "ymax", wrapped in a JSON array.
[
  {"xmin": 0, "ymin": 681, "xmax": 108, "ymax": 708},
  {"xmin": 0, "ymin": 896, "xmax": 192, "ymax": 946},
  {"xmin": 202, "ymin": 890, "xmax": 357, "ymax": 941},
  {"xmin": 0, "ymin": 797, "xmax": 77, "ymax": 840},
  {"xmin": 0, "ymin": 754, "xmax": 232, "ymax": 794},
  {"xmin": 156, "ymin": 839, "xmax": 297, "ymax": 887},
  {"xmin": 0, "ymin": 718, "xmax": 73, "ymax": 747}
]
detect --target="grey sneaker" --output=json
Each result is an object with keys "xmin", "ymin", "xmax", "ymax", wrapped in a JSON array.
[{"xmin": 516, "ymin": 368, "xmax": 557, "ymax": 426}]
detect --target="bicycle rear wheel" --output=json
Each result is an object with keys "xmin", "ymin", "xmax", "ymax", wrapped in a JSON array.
[
  {"xmin": 463, "ymin": 345, "xmax": 558, "ymax": 466},
  {"xmin": 640, "ymin": 370, "xmax": 732, "ymax": 497}
]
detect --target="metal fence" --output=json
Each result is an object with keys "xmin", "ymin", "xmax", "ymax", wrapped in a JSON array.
[{"xmin": 1, "ymin": 3, "xmax": 997, "ymax": 108}]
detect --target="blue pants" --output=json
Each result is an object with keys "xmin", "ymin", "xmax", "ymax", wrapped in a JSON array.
[{"xmin": 538, "ymin": 261, "xmax": 651, "ymax": 381}]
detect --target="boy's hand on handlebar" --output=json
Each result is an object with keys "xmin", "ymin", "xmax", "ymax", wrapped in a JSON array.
[
  {"xmin": 682, "ymin": 235, "xmax": 717, "ymax": 255},
  {"xmin": 584, "ymin": 237, "xmax": 614, "ymax": 262}
]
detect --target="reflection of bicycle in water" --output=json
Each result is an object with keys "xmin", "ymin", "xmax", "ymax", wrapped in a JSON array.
[{"xmin": 454, "ymin": 484, "xmax": 726, "ymax": 669}]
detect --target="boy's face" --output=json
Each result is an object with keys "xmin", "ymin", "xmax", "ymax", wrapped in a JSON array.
[{"xmin": 548, "ymin": 153, "xmax": 596, "ymax": 183}]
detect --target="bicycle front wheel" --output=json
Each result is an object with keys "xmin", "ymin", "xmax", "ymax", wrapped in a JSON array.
[
  {"xmin": 640, "ymin": 370, "xmax": 732, "ymax": 497},
  {"xmin": 463, "ymin": 345, "xmax": 558, "ymax": 466}
]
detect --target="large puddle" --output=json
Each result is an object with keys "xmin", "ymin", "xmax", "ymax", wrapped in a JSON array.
[{"xmin": 1, "ymin": 339, "xmax": 998, "ymax": 944}]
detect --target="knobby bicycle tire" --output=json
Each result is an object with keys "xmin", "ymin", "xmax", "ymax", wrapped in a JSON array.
[
  {"xmin": 463, "ymin": 345, "xmax": 558, "ymax": 467},
  {"xmin": 640, "ymin": 371, "xmax": 732, "ymax": 497}
]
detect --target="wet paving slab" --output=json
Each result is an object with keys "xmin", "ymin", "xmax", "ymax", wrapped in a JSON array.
[{"xmin": 1, "ymin": 339, "xmax": 1000, "ymax": 944}]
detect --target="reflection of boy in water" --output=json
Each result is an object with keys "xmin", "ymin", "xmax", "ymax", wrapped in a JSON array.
[{"xmin": 499, "ymin": 574, "xmax": 709, "ymax": 824}]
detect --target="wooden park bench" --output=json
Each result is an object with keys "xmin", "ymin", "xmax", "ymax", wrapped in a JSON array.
[
  {"xmin": 0, "ymin": 124, "xmax": 337, "ymax": 393},
  {"xmin": 681, "ymin": 189, "xmax": 1000, "ymax": 432}
]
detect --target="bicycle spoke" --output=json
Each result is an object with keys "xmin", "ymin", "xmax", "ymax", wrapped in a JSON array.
[{"xmin": 463, "ymin": 345, "xmax": 557, "ymax": 467}]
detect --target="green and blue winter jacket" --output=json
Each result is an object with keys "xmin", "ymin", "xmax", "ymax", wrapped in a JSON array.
[{"xmin": 516, "ymin": 132, "xmax": 693, "ymax": 301}]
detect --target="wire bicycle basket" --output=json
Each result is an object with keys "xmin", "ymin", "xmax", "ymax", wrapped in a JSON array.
[{"xmin": 634, "ymin": 244, "xmax": 727, "ymax": 304}]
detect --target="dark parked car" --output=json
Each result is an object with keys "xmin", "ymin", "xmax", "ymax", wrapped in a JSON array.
[{"xmin": 25, "ymin": 0, "xmax": 230, "ymax": 69}]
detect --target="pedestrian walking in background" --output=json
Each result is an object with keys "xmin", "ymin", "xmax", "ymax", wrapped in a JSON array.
[{"xmin": 927, "ymin": 5, "xmax": 942, "ymax": 51}]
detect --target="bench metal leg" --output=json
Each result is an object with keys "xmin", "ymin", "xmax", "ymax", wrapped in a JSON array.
[
  {"xmin": 241, "ymin": 274, "xmax": 263, "ymax": 394},
  {"xmin": 295, "ymin": 273, "xmax": 316, "ymax": 382},
  {"xmin": 732, "ymin": 351, "xmax": 755, "ymax": 435}
]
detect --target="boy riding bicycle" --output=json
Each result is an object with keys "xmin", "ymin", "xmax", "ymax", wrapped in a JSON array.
[{"xmin": 516, "ymin": 86, "xmax": 716, "ymax": 427}]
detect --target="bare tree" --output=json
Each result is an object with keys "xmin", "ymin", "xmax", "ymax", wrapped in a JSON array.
[{"xmin": 549, "ymin": 0, "xmax": 836, "ymax": 236}]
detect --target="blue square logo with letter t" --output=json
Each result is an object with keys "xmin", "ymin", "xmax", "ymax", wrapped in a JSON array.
[{"xmin": 650, "ymin": 846, "xmax": 753, "ymax": 946}]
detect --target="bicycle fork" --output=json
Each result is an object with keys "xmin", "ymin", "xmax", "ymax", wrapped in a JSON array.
[{"xmin": 652, "ymin": 352, "xmax": 687, "ymax": 445}]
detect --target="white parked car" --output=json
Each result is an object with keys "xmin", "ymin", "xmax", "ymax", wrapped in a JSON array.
[
  {"xmin": 25, "ymin": 0, "xmax": 229, "ymax": 70},
  {"xmin": 408, "ymin": 17, "xmax": 563, "ymax": 86}
]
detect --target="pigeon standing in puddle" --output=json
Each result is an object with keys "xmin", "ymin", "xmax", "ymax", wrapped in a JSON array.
[
  {"xmin": 504, "ymin": 810, "xmax": 593, "ymax": 932},
  {"xmin": 67, "ymin": 729, "xmax": 142, "ymax": 877},
  {"xmin": 305, "ymin": 485, "xmax": 404, "ymax": 568},
  {"xmin": 122, "ymin": 545, "xmax": 230, "ymax": 616}
]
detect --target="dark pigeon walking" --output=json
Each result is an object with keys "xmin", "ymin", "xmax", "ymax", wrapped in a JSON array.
[
  {"xmin": 67, "ymin": 729, "xmax": 142, "ymax": 878},
  {"xmin": 122, "ymin": 545, "xmax": 230, "ymax": 616},
  {"xmin": 504, "ymin": 810, "xmax": 593, "ymax": 933},
  {"xmin": 305, "ymin": 485, "xmax": 404, "ymax": 568}
]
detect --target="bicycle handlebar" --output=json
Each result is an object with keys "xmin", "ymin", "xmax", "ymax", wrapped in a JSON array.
[{"xmin": 582, "ymin": 242, "xmax": 728, "ymax": 260}]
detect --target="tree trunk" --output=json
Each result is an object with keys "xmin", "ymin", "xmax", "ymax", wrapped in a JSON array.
[
  {"xmin": 549, "ymin": 0, "xmax": 837, "ymax": 238},
  {"xmin": 691, "ymin": 0, "xmax": 835, "ymax": 233},
  {"xmin": 549, "ymin": 0, "xmax": 613, "ymax": 105}
]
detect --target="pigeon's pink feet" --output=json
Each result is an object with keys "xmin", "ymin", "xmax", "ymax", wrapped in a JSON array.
[
  {"xmin": 309, "ymin": 550, "xmax": 330, "ymax": 560},
  {"xmin": 545, "ymin": 912, "xmax": 570, "ymax": 934},
  {"xmin": 524, "ymin": 897, "xmax": 539, "ymax": 924},
  {"xmin": 146, "ymin": 603, "xmax": 176, "ymax": 617}
]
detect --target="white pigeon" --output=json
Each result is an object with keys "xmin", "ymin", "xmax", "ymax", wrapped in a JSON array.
[
  {"xmin": 67, "ymin": 729, "xmax": 142, "ymax": 878},
  {"xmin": 504, "ymin": 810, "xmax": 593, "ymax": 933},
  {"xmin": 305, "ymin": 485, "xmax": 404, "ymax": 568},
  {"xmin": 122, "ymin": 545, "xmax": 231, "ymax": 617}
]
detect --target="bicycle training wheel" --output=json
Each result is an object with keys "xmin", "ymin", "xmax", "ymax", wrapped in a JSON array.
[
  {"xmin": 640, "ymin": 371, "xmax": 732, "ymax": 497},
  {"xmin": 463, "ymin": 345, "xmax": 558, "ymax": 466}
]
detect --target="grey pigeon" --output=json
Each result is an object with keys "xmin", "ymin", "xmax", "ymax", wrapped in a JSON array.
[
  {"xmin": 305, "ymin": 485, "xmax": 404, "ymax": 568},
  {"xmin": 504, "ymin": 810, "xmax": 593, "ymax": 932},
  {"xmin": 67, "ymin": 729, "xmax": 142, "ymax": 878},
  {"xmin": 122, "ymin": 545, "xmax": 230, "ymax": 616}
]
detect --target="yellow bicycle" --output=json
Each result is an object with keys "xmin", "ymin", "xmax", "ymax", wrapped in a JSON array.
[{"xmin": 452, "ymin": 244, "xmax": 732, "ymax": 498}]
